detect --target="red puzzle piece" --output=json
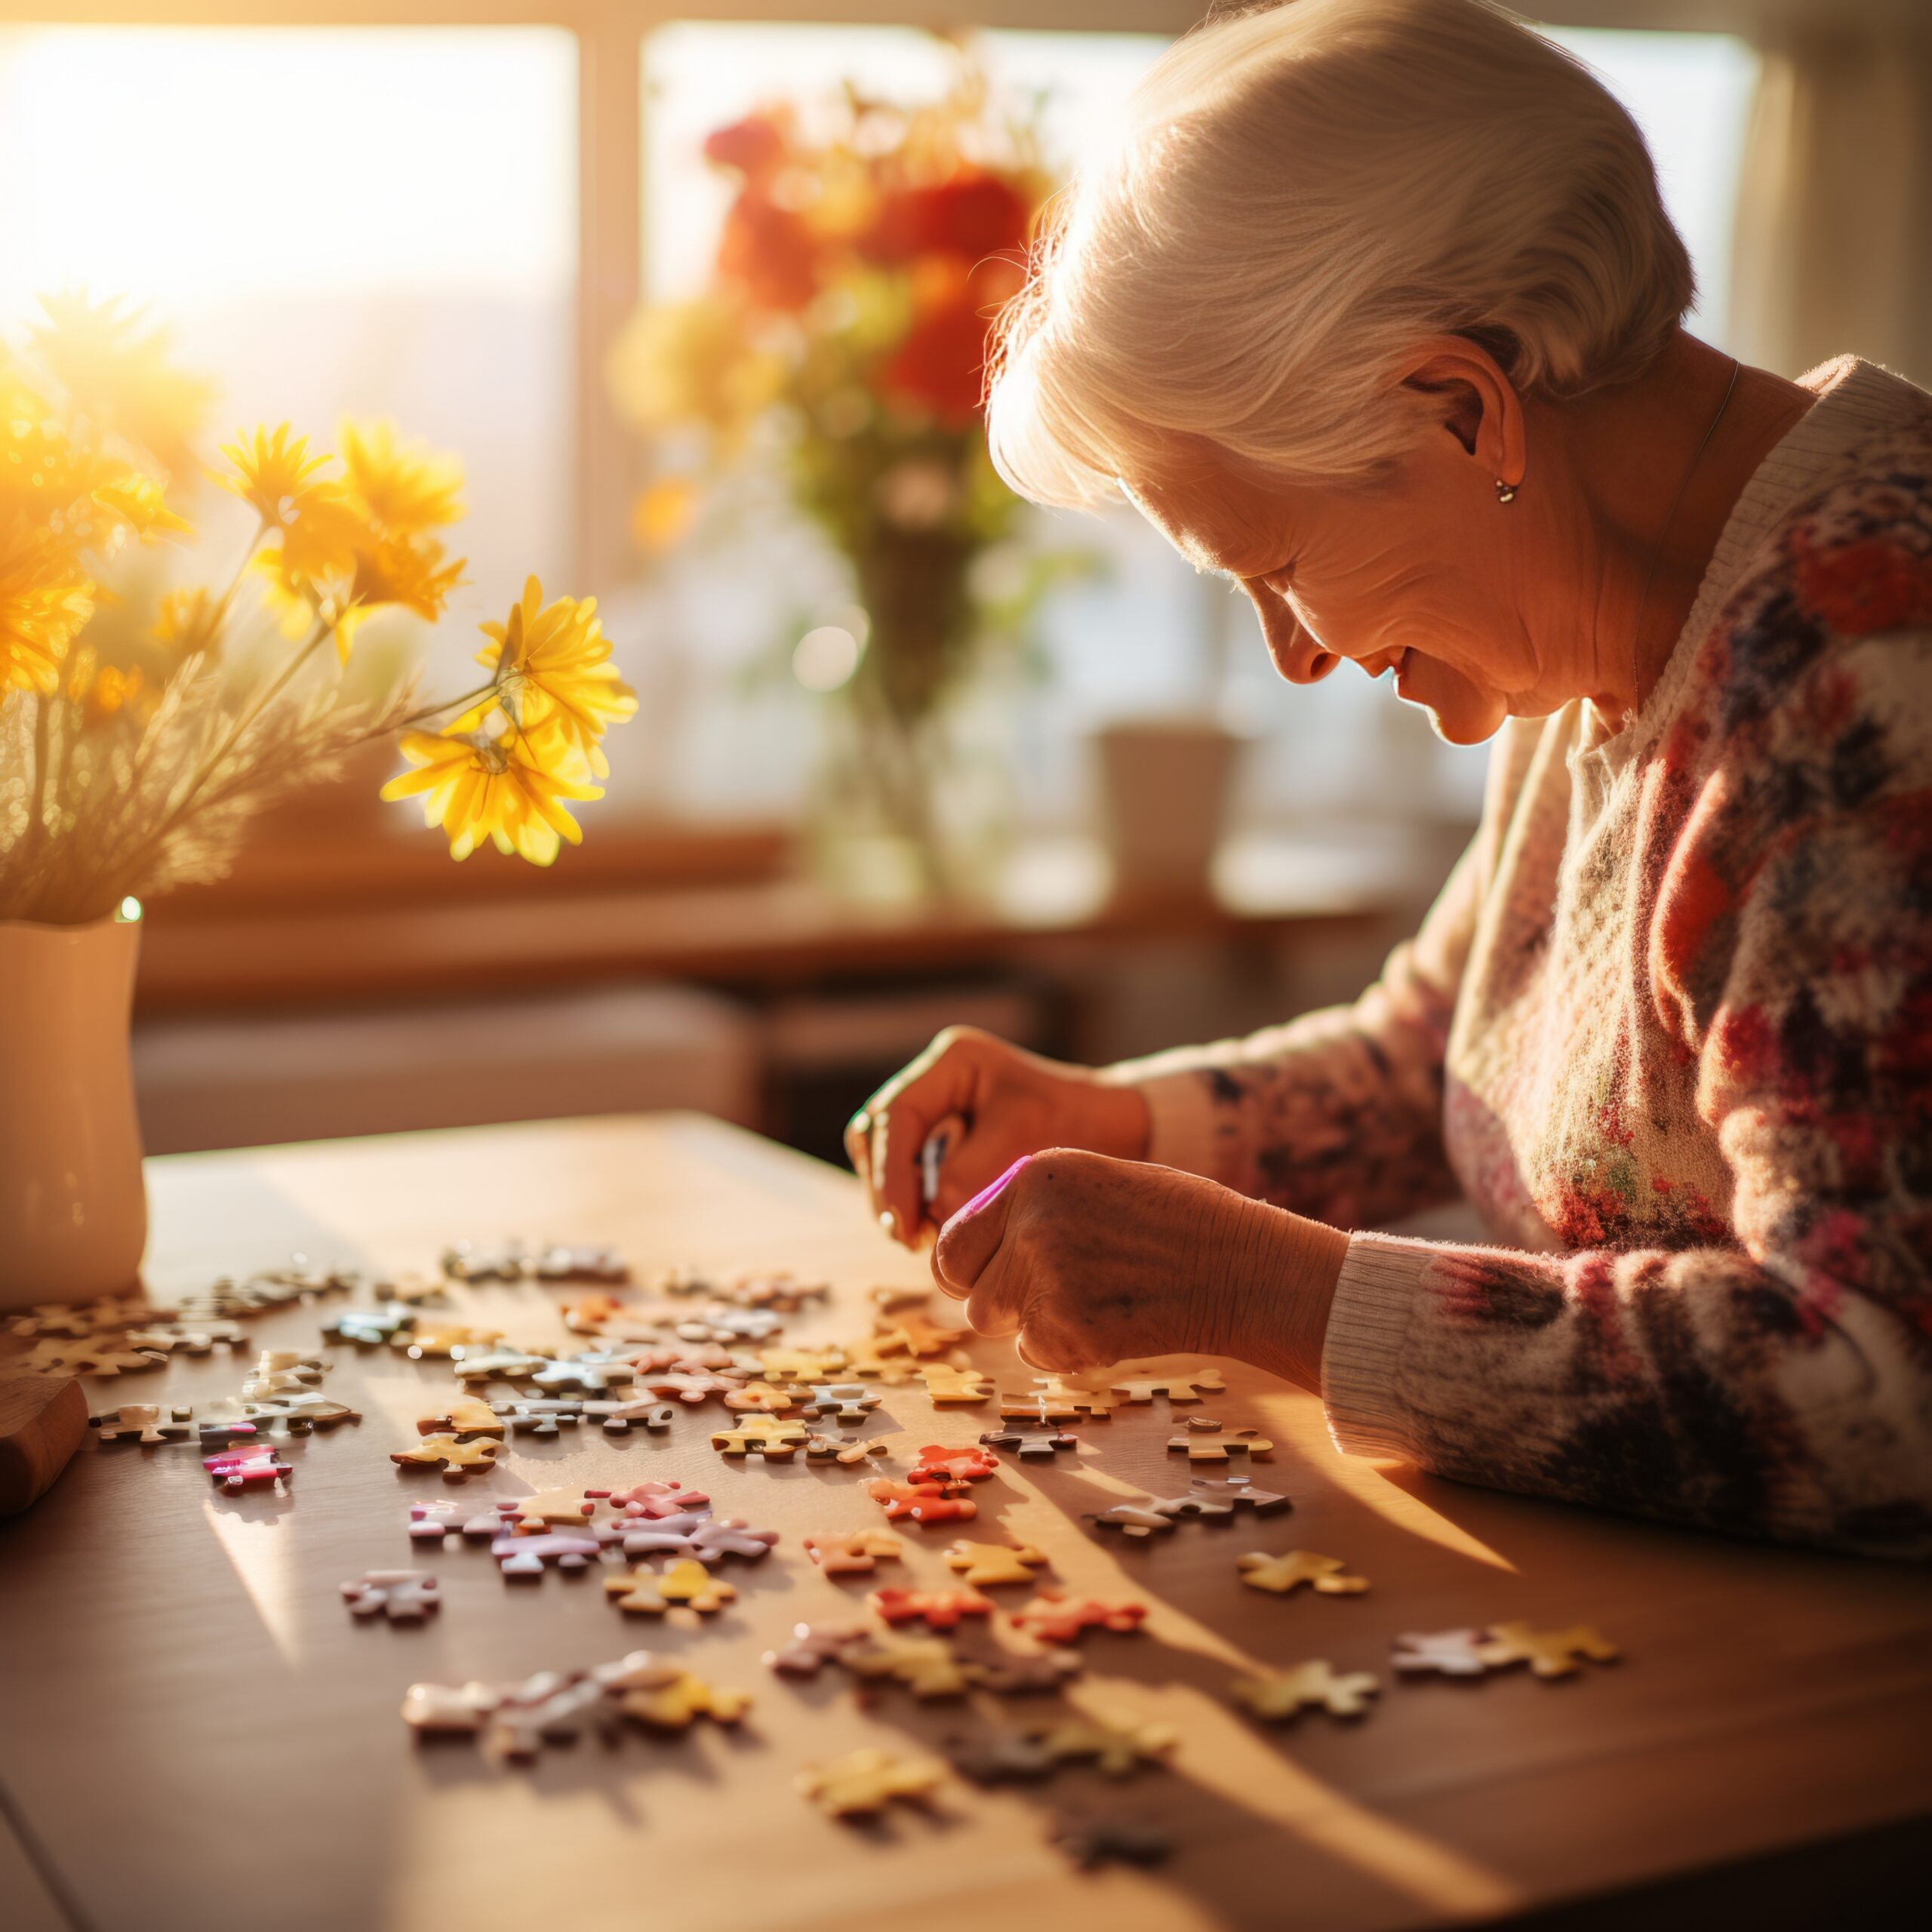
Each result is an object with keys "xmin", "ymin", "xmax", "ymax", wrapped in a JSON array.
[
  {"xmin": 863, "ymin": 1478, "xmax": 978, "ymax": 1526},
  {"xmin": 907, "ymin": 1443, "xmax": 999, "ymax": 1491},
  {"xmin": 1008, "ymin": 1589, "xmax": 1148, "ymax": 1645},
  {"xmin": 867, "ymin": 1587, "xmax": 994, "ymax": 1632}
]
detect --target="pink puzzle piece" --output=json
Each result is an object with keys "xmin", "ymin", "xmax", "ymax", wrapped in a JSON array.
[
  {"xmin": 341, "ymin": 1571, "xmax": 441, "ymax": 1622},
  {"xmin": 203, "ymin": 1447, "xmax": 293, "ymax": 1493},
  {"xmin": 617, "ymin": 1516, "xmax": 778, "ymax": 1563},
  {"xmin": 490, "ymin": 1532, "xmax": 603, "ymax": 1579},
  {"xmin": 610, "ymin": 1478, "xmax": 712, "ymax": 1519},
  {"xmin": 408, "ymin": 1501, "xmax": 464, "ymax": 1543}
]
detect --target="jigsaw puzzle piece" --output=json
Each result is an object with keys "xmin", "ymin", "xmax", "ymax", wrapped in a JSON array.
[
  {"xmin": 491, "ymin": 1531, "xmax": 602, "ymax": 1577},
  {"xmin": 603, "ymin": 1558, "xmax": 737, "ymax": 1614},
  {"xmin": 839, "ymin": 1632, "xmax": 977, "ymax": 1700},
  {"xmin": 804, "ymin": 1431, "xmax": 891, "ymax": 1465},
  {"xmin": 414, "ymin": 1395, "xmax": 505, "ymax": 1440},
  {"xmin": 867, "ymin": 1587, "xmax": 994, "ymax": 1632},
  {"xmin": 341, "ymin": 1570, "xmax": 441, "ymax": 1622},
  {"xmin": 1089, "ymin": 1503, "xmax": 1177, "ymax": 1540},
  {"xmin": 1235, "ymin": 1549, "xmax": 1368, "ymax": 1596},
  {"xmin": 803, "ymin": 1529, "xmax": 903, "ymax": 1575},
  {"xmin": 609, "ymin": 1477, "xmax": 710, "ymax": 1518},
  {"xmin": 1475, "ymin": 1620, "xmax": 1619, "ymax": 1678},
  {"xmin": 1008, "ymin": 1589, "xmax": 1147, "ymax": 1644},
  {"xmin": 907, "ymin": 1443, "xmax": 998, "ymax": 1490},
  {"xmin": 796, "ymin": 1749, "xmax": 946, "ymax": 1818},
  {"xmin": 1230, "ymin": 1660, "xmax": 1380, "ymax": 1721},
  {"xmin": 89, "ymin": 1403, "xmax": 192, "ymax": 1446},
  {"xmin": 1108, "ymin": 1369, "xmax": 1226, "ymax": 1404},
  {"xmin": 798, "ymin": 1383, "xmax": 881, "ymax": 1426},
  {"xmin": 1028, "ymin": 1715, "xmax": 1177, "ymax": 1778},
  {"xmin": 599, "ymin": 1652, "xmax": 750, "ymax": 1728},
  {"xmin": 918, "ymin": 1364, "xmax": 992, "ymax": 1404},
  {"xmin": 534, "ymin": 1244, "xmax": 629, "ymax": 1284},
  {"xmin": 709, "ymin": 1415, "xmax": 808, "ymax": 1460},
  {"xmin": 763, "ymin": 1623, "xmax": 869, "ymax": 1676},
  {"xmin": 390, "ymin": 1434, "xmax": 500, "ymax": 1480},
  {"xmin": 580, "ymin": 1397, "xmax": 676, "ymax": 1434},
  {"xmin": 1168, "ymin": 1426, "xmax": 1273, "ymax": 1463},
  {"xmin": 203, "ymin": 1447, "xmax": 293, "ymax": 1492},
  {"xmin": 978, "ymin": 1429, "xmax": 1078, "ymax": 1460},
  {"xmin": 863, "ymin": 1478, "xmax": 977, "ymax": 1525},
  {"xmin": 942, "ymin": 1540, "xmax": 1049, "ymax": 1588}
]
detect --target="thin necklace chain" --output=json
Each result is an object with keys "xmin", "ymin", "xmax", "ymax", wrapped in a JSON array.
[{"xmin": 1625, "ymin": 355, "xmax": 1741, "ymax": 712}]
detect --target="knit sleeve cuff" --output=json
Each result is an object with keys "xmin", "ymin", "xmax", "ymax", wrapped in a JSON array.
[
  {"xmin": 1321, "ymin": 1232, "xmax": 1432, "ymax": 1461},
  {"xmin": 1099, "ymin": 1065, "xmax": 1217, "ymax": 1178}
]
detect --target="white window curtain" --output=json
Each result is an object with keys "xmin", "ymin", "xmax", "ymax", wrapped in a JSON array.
[{"xmin": 1730, "ymin": 26, "xmax": 1932, "ymax": 388}]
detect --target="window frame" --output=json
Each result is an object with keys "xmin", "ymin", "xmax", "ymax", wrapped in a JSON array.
[
  {"xmin": 32, "ymin": 0, "xmax": 1208, "ymax": 590},
  {"xmin": 30, "ymin": 0, "xmax": 1764, "ymax": 588}
]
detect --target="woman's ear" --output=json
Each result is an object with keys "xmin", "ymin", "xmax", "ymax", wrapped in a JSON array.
[{"xmin": 1399, "ymin": 336, "xmax": 1526, "ymax": 488}]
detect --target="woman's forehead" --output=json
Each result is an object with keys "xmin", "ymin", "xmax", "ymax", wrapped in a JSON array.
[{"xmin": 1123, "ymin": 460, "xmax": 1301, "ymax": 579}]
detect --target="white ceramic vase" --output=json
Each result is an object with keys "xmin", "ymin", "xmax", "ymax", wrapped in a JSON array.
[
  {"xmin": 0, "ymin": 912, "xmax": 147, "ymax": 1312},
  {"xmin": 1094, "ymin": 718, "xmax": 1243, "ymax": 894}
]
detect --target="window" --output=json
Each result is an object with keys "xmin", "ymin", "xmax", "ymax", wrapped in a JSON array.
[
  {"xmin": 4, "ymin": 12, "xmax": 1763, "ymax": 838},
  {"xmin": 632, "ymin": 20, "xmax": 1761, "ymax": 832},
  {"xmin": 0, "ymin": 25, "xmax": 577, "ymax": 630}
]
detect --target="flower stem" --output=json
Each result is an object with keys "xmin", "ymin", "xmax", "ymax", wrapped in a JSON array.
[
  {"xmin": 392, "ymin": 680, "xmax": 497, "ymax": 731},
  {"xmin": 107, "ymin": 614, "xmax": 337, "ymax": 898}
]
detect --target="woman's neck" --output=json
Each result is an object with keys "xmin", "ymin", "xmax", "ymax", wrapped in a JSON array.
[{"xmin": 1561, "ymin": 331, "xmax": 1816, "ymax": 721}]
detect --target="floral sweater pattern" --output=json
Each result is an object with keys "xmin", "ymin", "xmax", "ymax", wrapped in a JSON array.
[{"xmin": 1116, "ymin": 358, "xmax": 1932, "ymax": 1557}]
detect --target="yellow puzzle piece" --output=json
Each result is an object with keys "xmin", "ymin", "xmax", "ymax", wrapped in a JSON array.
[
  {"xmin": 1235, "ymin": 1549, "xmax": 1367, "ymax": 1596},
  {"xmin": 1229, "ymin": 1660, "xmax": 1380, "ymax": 1721},
  {"xmin": 943, "ymin": 1539, "xmax": 1049, "ymax": 1588}
]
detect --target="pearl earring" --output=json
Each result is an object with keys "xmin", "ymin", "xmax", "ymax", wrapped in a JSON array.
[{"xmin": 1494, "ymin": 478, "xmax": 1518, "ymax": 504}]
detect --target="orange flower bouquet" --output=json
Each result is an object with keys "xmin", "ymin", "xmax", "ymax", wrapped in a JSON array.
[{"xmin": 608, "ymin": 51, "xmax": 1075, "ymax": 891}]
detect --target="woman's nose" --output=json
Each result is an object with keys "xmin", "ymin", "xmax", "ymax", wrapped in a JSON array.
[{"xmin": 1258, "ymin": 605, "xmax": 1340, "ymax": 685}]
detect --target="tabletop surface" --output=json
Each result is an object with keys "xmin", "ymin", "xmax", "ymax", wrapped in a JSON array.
[{"xmin": 3, "ymin": 1114, "xmax": 1929, "ymax": 1932}]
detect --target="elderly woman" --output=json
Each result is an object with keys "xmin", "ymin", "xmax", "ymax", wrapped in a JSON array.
[{"xmin": 849, "ymin": 0, "xmax": 1932, "ymax": 1557}]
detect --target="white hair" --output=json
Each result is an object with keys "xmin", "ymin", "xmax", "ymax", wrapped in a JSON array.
[{"xmin": 988, "ymin": 0, "xmax": 1695, "ymax": 506}]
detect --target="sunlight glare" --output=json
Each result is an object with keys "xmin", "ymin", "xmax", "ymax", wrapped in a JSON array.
[{"xmin": 201, "ymin": 1494, "xmax": 302, "ymax": 1666}]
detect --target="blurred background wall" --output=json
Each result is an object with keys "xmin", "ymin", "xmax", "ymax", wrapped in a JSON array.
[{"xmin": 5, "ymin": 0, "xmax": 1925, "ymax": 1164}]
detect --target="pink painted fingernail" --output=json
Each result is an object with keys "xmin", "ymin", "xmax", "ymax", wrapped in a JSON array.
[{"xmin": 952, "ymin": 1156, "xmax": 1029, "ymax": 1226}]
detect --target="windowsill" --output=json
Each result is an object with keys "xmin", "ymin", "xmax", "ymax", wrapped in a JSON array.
[{"xmin": 134, "ymin": 820, "xmax": 1458, "ymax": 1017}]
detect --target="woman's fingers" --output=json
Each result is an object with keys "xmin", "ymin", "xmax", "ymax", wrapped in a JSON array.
[
  {"xmin": 931, "ymin": 1155, "xmax": 1029, "ymax": 1299},
  {"xmin": 866, "ymin": 1038, "xmax": 983, "ymax": 1244},
  {"xmin": 844, "ymin": 1109, "xmax": 872, "ymax": 1189}
]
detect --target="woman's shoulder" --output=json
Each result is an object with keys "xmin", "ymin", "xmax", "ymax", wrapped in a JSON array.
[{"xmin": 1684, "ymin": 386, "xmax": 1932, "ymax": 755}]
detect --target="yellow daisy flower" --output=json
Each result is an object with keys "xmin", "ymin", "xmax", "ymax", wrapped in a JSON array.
[
  {"xmin": 340, "ymin": 420, "xmax": 463, "ymax": 534},
  {"xmin": 470, "ymin": 576, "xmax": 637, "ymax": 775},
  {"xmin": 251, "ymin": 427, "xmax": 466, "ymax": 658},
  {"xmin": 605, "ymin": 297, "xmax": 784, "ymax": 455},
  {"xmin": 380, "ymin": 720, "xmax": 601, "ymax": 866},
  {"xmin": 152, "ymin": 585, "xmax": 223, "ymax": 656},
  {"xmin": 63, "ymin": 645, "xmax": 146, "ymax": 724},
  {"xmin": 31, "ymin": 291, "xmax": 211, "ymax": 484},
  {"xmin": 91, "ymin": 469, "xmax": 192, "ymax": 543},
  {"xmin": 1, "ymin": 406, "xmax": 181, "ymax": 551},
  {"xmin": 0, "ymin": 513, "xmax": 94, "ymax": 697},
  {"xmin": 220, "ymin": 425, "xmax": 333, "ymax": 528}
]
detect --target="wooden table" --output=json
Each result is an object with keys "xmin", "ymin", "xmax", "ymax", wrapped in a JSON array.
[{"xmin": 3, "ymin": 1116, "xmax": 1928, "ymax": 1932}]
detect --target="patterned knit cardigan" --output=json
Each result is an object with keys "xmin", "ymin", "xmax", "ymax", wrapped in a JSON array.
[{"xmin": 1122, "ymin": 363, "xmax": 1932, "ymax": 1558}]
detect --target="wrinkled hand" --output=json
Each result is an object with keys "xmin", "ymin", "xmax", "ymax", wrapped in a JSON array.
[
  {"xmin": 847, "ymin": 1026, "xmax": 1149, "ymax": 1246},
  {"xmin": 930, "ymin": 1147, "xmax": 1350, "ymax": 1387}
]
